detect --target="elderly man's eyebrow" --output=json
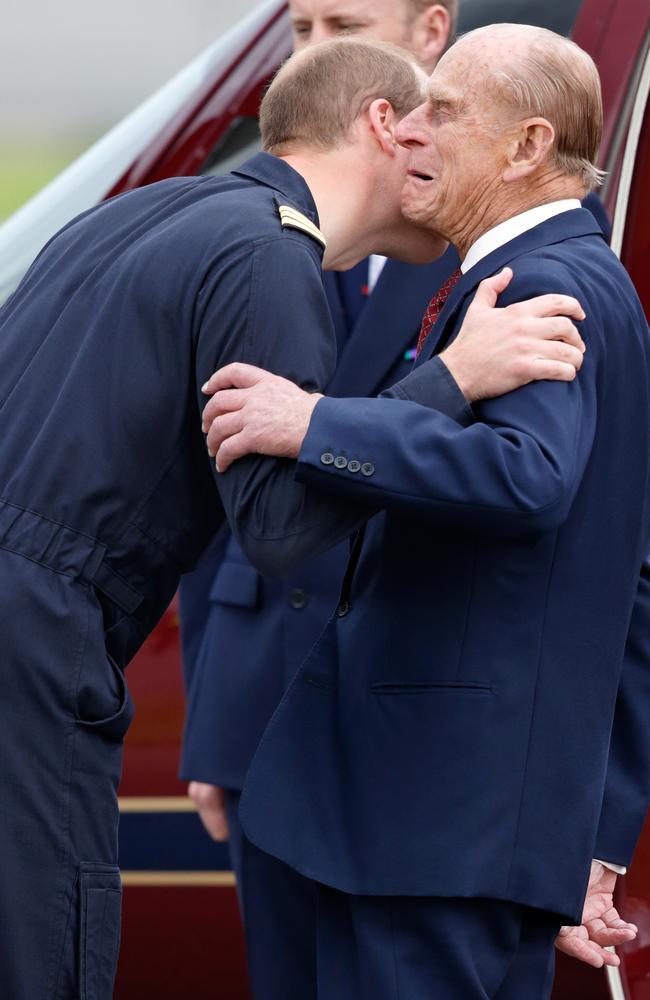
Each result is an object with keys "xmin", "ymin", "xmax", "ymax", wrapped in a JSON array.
[{"xmin": 426, "ymin": 83, "xmax": 462, "ymax": 109}]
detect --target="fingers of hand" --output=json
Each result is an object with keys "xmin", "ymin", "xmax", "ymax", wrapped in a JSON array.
[
  {"xmin": 524, "ymin": 359, "xmax": 579, "ymax": 384},
  {"xmin": 521, "ymin": 316, "xmax": 585, "ymax": 351},
  {"xmin": 555, "ymin": 930, "xmax": 615, "ymax": 969},
  {"xmin": 198, "ymin": 803, "xmax": 229, "ymax": 841},
  {"xmin": 215, "ymin": 433, "xmax": 253, "ymax": 474},
  {"xmin": 201, "ymin": 389, "xmax": 245, "ymax": 433},
  {"xmin": 201, "ymin": 363, "xmax": 267, "ymax": 395},
  {"xmin": 530, "ymin": 338, "xmax": 584, "ymax": 371},
  {"xmin": 476, "ymin": 267, "xmax": 514, "ymax": 306},
  {"xmin": 206, "ymin": 412, "xmax": 244, "ymax": 457},
  {"xmin": 517, "ymin": 294, "xmax": 586, "ymax": 322},
  {"xmin": 188, "ymin": 783, "xmax": 230, "ymax": 842}
]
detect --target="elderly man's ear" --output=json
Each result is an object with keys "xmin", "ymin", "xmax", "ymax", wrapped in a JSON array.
[
  {"xmin": 367, "ymin": 99, "xmax": 402, "ymax": 156},
  {"xmin": 503, "ymin": 118, "xmax": 556, "ymax": 182}
]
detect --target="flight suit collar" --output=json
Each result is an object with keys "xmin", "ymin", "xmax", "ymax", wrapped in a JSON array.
[{"xmin": 232, "ymin": 151, "xmax": 321, "ymax": 227}]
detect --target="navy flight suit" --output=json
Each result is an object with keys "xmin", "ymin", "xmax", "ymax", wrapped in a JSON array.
[{"xmin": 0, "ymin": 151, "xmax": 461, "ymax": 1000}]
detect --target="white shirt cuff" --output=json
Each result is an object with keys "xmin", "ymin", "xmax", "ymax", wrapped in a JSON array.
[{"xmin": 595, "ymin": 858, "xmax": 627, "ymax": 875}]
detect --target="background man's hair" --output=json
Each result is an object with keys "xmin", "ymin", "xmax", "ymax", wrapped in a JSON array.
[
  {"xmin": 260, "ymin": 38, "xmax": 425, "ymax": 155},
  {"xmin": 482, "ymin": 26, "xmax": 604, "ymax": 190},
  {"xmin": 405, "ymin": 0, "xmax": 459, "ymax": 49}
]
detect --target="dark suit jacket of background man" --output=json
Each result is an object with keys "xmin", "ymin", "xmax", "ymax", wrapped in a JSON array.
[{"xmin": 237, "ymin": 207, "xmax": 650, "ymax": 925}]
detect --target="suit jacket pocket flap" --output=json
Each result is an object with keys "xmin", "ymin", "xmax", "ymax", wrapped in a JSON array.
[{"xmin": 209, "ymin": 561, "xmax": 260, "ymax": 608}]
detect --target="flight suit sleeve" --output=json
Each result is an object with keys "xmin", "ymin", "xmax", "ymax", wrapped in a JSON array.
[
  {"xmin": 294, "ymin": 265, "xmax": 598, "ymax": 537},
  {"xmin": 193, "ymin": 235, "xmax": 373, "ymax": 576},
  {"xmin": 594, "ymin": 552, "xmax": 650, "ymax": 866}
]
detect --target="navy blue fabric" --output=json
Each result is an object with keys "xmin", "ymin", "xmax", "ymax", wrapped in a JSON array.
[
  {"xmin": 226, "ymin": 789, "xmax": 559, "ymax": 1000},
  {"xmin": 179, "ymin": 245, "xmax": 463, "ymax": 789},
  {"xmin": 238, "ymin": 208, "xmax": 650, "ymax": 924},
  {"xmin": 336, "ymin": 258, "xmax": 370, "ymax": 335},
  {"xmin": 225, "ymin": 790, "xmax": 318, "ymax": 1000},
  {"xmin": 317, "ymin": 889, "xmax": 560, "ymax": 1000}
]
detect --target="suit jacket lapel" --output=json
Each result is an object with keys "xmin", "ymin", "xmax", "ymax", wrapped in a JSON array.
[
  {"xmin": 414, "ymin": 209, "xmax": 605, "ymax": 368},
  {"xmin": 330, "ymin": 249, "xmax": 461, "ymax": 397}
]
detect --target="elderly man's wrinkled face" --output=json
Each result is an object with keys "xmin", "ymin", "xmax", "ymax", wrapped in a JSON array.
[
  {"xmin": 290, "ymin": 0, "xmax": 413, "ymax": 50},
  {"xmin": 396, "ymin": 43, "xmax": 509, "ymax": 239}
]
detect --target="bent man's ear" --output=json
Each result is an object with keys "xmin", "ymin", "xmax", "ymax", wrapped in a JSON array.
[
  {"xmin": 367, "ymin": 99, "xmax": 400, "ymax": 156},
  {"xmin": 503, "ymin": 117, "xmax": 555, "ymax": 182}
]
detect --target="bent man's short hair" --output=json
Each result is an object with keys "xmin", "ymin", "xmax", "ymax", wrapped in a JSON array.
[{"xmin": 260, "ymin": 38, "xmax": 426, "ymax": 154}]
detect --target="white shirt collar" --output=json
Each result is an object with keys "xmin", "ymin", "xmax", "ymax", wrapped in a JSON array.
[{"xmin": 461, "ymin": 200, "xmax": 582, "ymax": 274}]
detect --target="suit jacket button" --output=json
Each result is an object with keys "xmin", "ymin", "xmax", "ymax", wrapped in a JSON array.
[
  {"xmin": 321, "ymin": 452, "xmax": 335, "ymax": 466},
  {"xmin": 334, "ymin": 455, "xmax": 348, "ymax": 469},
  {"xmin": 336, "ymin": 600, "xmax": 350, "ymax": 618},
  {"xmin": 289, "ymin": 588, "xmax": 309, "ymax": 610},
  {"xmin": 361, "ymin": 462, "xmax": 375, "ymax": 477},
  {"xmin": 347, "ymin": 460, "xmax": 361, "ymax": 473}
]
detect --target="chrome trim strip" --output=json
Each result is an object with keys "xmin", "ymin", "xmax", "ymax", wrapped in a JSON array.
[
  {"xmin": 606, "ymin": 962, "xmax": 626, "ymax": 1000},
  {"xmin": 611, "ymin": 34, "xmax": 650, "ymax": 258}
]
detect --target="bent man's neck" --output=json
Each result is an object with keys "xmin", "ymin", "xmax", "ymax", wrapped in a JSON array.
[
  {"xmin": 280, "ymin": 152, "xmax": 376, "ymax": 270},
  {"xmin": 450, "ymin": 173, "xmax": 588, "ymax": 261}
]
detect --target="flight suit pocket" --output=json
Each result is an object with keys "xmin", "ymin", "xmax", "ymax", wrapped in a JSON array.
[
  {"xmin": 75, "ymin": 653, "xmax": 135, "ymax": 742},
  {"xmin": 79, "ymin": 864, "xmax": 122, "ymax": 1000},
  {"xmin": 209, "ymin": 561, "xmax": 260, "ymax": 608}
]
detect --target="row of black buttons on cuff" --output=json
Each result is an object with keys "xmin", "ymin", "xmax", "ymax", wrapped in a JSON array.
[{"xmin": 320, "ymin": 452, "xmax": 374, "ymax": 477}]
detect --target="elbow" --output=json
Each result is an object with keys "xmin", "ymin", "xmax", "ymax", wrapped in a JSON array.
[
  {"xmin": 236, "ymin": 534, "xmax": 306, "ymax": 579},
  {"xmin": 506, "ymin": 470, "xmax": 574, "ymax": 535}
]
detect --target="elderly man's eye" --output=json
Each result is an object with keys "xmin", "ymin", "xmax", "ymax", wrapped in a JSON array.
[{"xmin": 292, "ymin": 23, "xmax": 311, "ymax": 35}]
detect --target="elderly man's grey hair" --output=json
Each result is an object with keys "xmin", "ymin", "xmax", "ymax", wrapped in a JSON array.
[{"xmin": 462, "ymin": 24, "xmax": 605, "ymax": 191}]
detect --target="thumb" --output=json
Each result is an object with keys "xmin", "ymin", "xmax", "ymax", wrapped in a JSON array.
[
  {"xmin": 472, "ymin": 267, "xmax": 513, "ymax": 308},
  {"xmin": 202, "ymin": 362, "xmax": 268, "ymax": 395}
]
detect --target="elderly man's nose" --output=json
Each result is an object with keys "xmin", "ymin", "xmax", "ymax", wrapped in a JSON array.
[{"xmin": 395, "ymin": 109, "xmax": 424, "ymax": 147}]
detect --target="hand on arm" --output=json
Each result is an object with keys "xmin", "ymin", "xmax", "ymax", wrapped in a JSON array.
[
  {"xmin": 202, "ymin": 266, "xmax": 586, "ymax": 476},
  {"xmin": 555, "ymin": 860, "xmax": 637, "ymax": 968},
  {"xmin": 439, "ymin": 266, "xmax": 585, "ymax": 402}
]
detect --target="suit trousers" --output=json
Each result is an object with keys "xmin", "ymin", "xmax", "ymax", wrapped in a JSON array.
[{"xmin": 225, "ymin": 792, "xmax": 561, "ymax": 1000}]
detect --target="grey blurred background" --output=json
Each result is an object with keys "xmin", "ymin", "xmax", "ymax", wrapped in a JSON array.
[{"xmin": 0, "ymin": 0, "xmax": 263, "ymax": 219}]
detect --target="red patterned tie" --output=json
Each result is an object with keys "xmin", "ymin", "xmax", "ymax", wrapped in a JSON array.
[{"xmin": 416, "ymin": 268, "xmax": 463, "ymax": 357}]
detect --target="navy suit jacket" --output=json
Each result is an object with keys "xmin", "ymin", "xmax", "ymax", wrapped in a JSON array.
[
  {"xmin": 238, "ymin": 209, "xmax": 650, "ymax": 923},
  {"xmin": 180, "ymin": 248, "xmax": 461, "ymax": 788}
]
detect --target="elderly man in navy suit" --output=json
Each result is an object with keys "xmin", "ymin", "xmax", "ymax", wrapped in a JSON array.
[
  {"xmin": 181, "ymin": 3, "xmax": 610, "ymax": 994},
  {"xmin": 203, "ymin": 25, "xmax": 649, "ymax": 999}
]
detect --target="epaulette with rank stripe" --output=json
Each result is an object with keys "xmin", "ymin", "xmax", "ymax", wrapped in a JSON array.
[{"xmin": 278, "ymin": 205, "xmax": 327, "ymax": 249}]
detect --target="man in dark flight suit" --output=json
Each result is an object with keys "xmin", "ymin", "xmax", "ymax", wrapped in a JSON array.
[
  {"xmin": 201, "ymin": 28, "xmax": 647, "ymax": 1000},
  {"xmin": 0, "ymin": 39, "xmax": 587, "ymax": 1000}
]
